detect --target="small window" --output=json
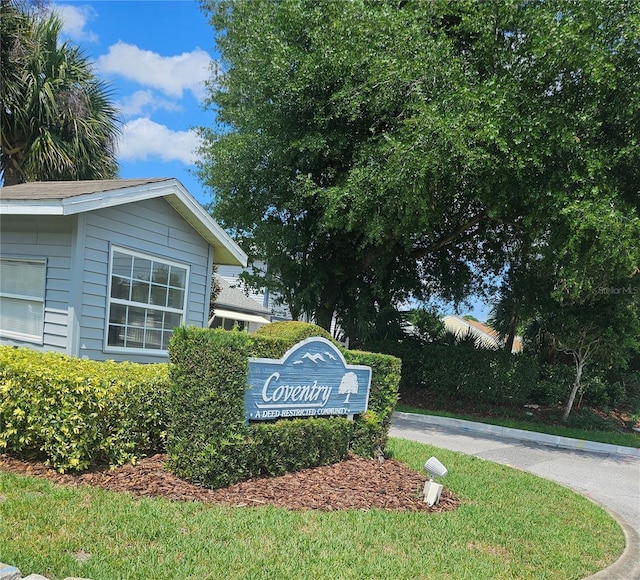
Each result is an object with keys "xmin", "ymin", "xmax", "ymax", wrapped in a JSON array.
[
  {"xmin": 0, "ymin": 258, "xmax": 46, "ymax": 342},
  {"xmin": 106, "ymin": 247, "xmax": 189, "ymax": 352}
]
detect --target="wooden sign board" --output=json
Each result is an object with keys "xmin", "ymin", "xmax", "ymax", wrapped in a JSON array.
[{"xmin": 246, "ymin": 337, "xmax": 372, "ymax": 421}]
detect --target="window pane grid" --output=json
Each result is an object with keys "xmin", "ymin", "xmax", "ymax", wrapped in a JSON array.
[
  {"xmin": 107, "ymin": 249, "xmax": 187, "ymax": 351},
  {"xmin": 0, "ymin": 258, "xmax": 45, "ymax": 341}
]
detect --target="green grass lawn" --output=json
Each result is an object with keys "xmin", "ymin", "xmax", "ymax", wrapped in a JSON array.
[
  {"xmin": 396, "ymin": 403, "xmax": 640, "ymax": 449},
  {"xmin": 0, "ymin": 438, "xmax": 624, "ymax": 580}
]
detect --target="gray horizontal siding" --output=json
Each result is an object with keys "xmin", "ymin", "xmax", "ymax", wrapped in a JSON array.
[
  {"xmin": 0, "ymin": 215, "xmax": 74, "ymax": 353},
  {"xmin": 78, "ymin": 197, "xmax": 212, "ymax": 362}
]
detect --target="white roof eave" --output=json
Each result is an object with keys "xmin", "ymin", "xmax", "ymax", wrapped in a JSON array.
[
  {"xmin": 209, "ymin": 309, "xmax": 271, "ymax": 326},
  {"xmin": 0, "ymin": 179, "xmax": 248, "ymax": 268}
]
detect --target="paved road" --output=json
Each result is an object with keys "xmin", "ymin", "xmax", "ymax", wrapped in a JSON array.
[{"xmin": 390, "ymin": 412, "xmax": 640, "ymax": 580}]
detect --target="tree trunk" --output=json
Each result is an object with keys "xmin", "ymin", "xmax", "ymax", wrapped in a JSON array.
[
  {"xmin": 314, "ymin": 304, "xmax": 334, "ymax": 332},
  {"xmin": 562, "ymin": 354, "xmax": 585, "ymax": 422},
  {"xmin": 504, "ymin": 307, "xmax": 518, "ymax": 353}
]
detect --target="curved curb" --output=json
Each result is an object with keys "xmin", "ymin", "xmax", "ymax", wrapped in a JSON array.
[
  {"xmin": 392, "ymin": 411, "xmax": 640, "ymax": 458},
  {"xmin": 584, "ymin": 512, "xmax": 640, "ymax": 579},
  {"xmin": 391, "ymin": 411, "xmax": 640, "ymax": 579}
]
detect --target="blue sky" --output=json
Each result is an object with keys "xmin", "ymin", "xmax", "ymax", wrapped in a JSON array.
[
  {"xmin": 55, "ymin": 0, "xmax": 216, "ymax": 205},
  {"xmin": 54, "ymin": 0, "xmax": 493, "ymax": 320}
]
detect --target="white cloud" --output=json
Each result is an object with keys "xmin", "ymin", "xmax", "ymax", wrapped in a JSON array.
[
  {"xmin": 54, "ymin": 4, "xmax": 98, "ymax": 43},
  {"xmin": 117, "ymin": 90, "xmax": 181, "ymax": 117},
  {"xmin": 96, "ymin": 42, "xmax": 213, "ymax": 99},
  {"xmin": 118, "ymin": 118, "xmax": 201, "ymax": 165}
]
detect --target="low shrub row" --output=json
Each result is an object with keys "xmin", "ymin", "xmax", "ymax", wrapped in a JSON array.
[
  {"xmin": 247, "ymin": 417, "xmax": 353, "ymax": 477},
  {"xmin": 0, "ymin": 346, "xmax": 168, "ymax": 472},
  {"xmin": 365, "ymin": 338, "xmax": 636, "ymax": 410},
  {"xmin": 167, "ymin": 324, "xmax": 400, "ymax": 489},
  {"xmin": 0, "ymin": 323, "xmax": 399, "ymax": 482},
  {"xmin": 366, "ymin": 340, "xmax": 539, "ymax": 405}
]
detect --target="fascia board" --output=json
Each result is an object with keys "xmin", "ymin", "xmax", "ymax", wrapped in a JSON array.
[
  {"xmin": 0, "ymin": 180, "xmax": 173, "ymax": 216},
  {"xmin": 59, "ymin": 180, "xmax": 176, "ymax": 214},
  {"xmin": 0, "ymin": 202, "xmax": 64, "ymax": 215},
  {"xmin": 164, "ymin": 182, "xmax": 248, "ymax": 267}
]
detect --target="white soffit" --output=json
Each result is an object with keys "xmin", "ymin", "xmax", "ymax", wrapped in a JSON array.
[{"xmin": 210, "ymin": 309, "xmax": 271, "ymax": 325}]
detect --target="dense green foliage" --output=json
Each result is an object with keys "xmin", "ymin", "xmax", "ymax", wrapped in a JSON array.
[
  {"xmin": 345, "ymin": 348, "xmax": 401, "ymax": 455},
  {"xmin": 198, "ymin": 0, "xmax": 640, "ymax": 352},
  {"xmin": 247, "ymin": 417, "xmax": 352, "ymax": 477},
  {"xmin": 0, "ymin": 0, "xmax": 120, "ymax": 185},
  {"xmin": 367, "ymin": 340, "xmax": 540, "ymax": 406},
  {"xmin": 255, "ymin": 320, "xmax": 334, "ymax": 343},
  {"xmin": 0, "ymin": 347, "xmax": 168, "ymax": 472},
  {"xmin": 167, "ymin": 325, "xmax": 400, "ymax": 489},
  {"xmin": 366, "ymin": 335, "xmax": 640, "ymax": 417},
  {"xmin": 167, "ymin": 328, "xmax": 255, "ymax": 488}
]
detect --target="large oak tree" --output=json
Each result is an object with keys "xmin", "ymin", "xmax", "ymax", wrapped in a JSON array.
[{"xmin": 197, "ymin": 0, "xmax": 639, "ymax": 346}]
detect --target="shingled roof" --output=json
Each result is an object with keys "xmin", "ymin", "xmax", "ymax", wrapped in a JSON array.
[
  {"xmin": 0, "ymin": 178, "xmax": 247, "ymax": 267},
  {"xmin": 0, "ymin": 178, "xmax": 169, "ymax": 200}
]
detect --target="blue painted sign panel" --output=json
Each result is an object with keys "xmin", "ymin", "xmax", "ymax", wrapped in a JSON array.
[{"xmin": 246, "ymin": 337, "xmax": 372, "ymax": 421}]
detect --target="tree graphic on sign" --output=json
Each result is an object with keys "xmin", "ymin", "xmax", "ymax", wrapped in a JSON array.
[{"xmin": 339, "ymin": 372, "xmax": 359, "ymax": 403}]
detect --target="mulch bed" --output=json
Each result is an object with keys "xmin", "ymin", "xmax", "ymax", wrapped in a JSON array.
[{"xmin": 0, "ymin": 452, "xmax": 460, "ymax": 513}]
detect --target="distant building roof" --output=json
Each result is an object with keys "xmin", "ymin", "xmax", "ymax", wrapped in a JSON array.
[
  {"xmin": 214, "ymin": 275, "xmax": 271, "ymax": 316},
  {"xmin": 209, "ymin": 275, "xmax": 272, "ymax": 327},
  {"xmin": 442, "ymin": 315, "xmax": 523, "ymax": 353}
]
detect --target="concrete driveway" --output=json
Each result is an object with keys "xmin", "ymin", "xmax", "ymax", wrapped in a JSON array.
[{"xmin": 390, "ymin": 411, "xmax": 640, "ymax": 580}]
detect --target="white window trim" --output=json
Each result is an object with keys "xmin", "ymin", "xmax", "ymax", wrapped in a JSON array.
[
  {"xmin": 0, "ymin": 257, "xmax": 46, "ymax": 344},
  {"xmin": 104, "ymin": 245, "xmax": 189, "ymax": 355}
]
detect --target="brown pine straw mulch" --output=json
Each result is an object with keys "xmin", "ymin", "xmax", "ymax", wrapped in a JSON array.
[{"xmin": 0, "ymin": 452, "xmax": 460, "ymax": 513}]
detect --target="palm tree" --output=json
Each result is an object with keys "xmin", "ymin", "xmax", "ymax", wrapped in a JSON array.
[{"xmin": 1, "ymin": 0, "xmax": 121, "ymax": 185}]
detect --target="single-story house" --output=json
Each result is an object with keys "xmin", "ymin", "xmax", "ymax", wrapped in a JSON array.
[
  {"xmin": 442, "ymin": 315, "xmax": 523, "ymax": 353},
  {"xmin": 0, "ymin": 178, "xmax": 247, "ymax": 363},
  {"xmin": 209, "ymin": 274, "xmax": 272, "ymax": 332}
]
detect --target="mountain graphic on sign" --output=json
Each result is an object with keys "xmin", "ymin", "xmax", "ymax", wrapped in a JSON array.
[{"xmin": 292, "ymin": 352, "xmax": 327, "ymax": 365}]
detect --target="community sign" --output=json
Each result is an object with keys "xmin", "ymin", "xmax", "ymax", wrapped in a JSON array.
[{"xmin": 246, "ymin": 337, "xmax": 372, "ymax": 421}]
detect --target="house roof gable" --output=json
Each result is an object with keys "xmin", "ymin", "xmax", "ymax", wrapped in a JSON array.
[
  {"xmin": 214, "ymin": 275, "xmax": 271, "ymax": 316},
  {"xmin": 0, "ymin": 178, "xmax": 247, "ymax": 267}
]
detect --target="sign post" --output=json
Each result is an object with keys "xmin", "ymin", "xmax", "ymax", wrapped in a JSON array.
[{"xmin": 245, "ymin": 337, "xmax": 372, "ymax": 421}]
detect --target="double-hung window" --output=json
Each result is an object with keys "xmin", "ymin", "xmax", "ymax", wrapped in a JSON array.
[
  {"xmin": 106, "ymin": 247, "xmax": 189, "ymax": 352},
  {"xmin": 0, "ymin": 258, "xmax": 46, "ymax": 342}
]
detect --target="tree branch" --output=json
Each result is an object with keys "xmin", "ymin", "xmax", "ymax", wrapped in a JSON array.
[
  {"xmin": 358, "ymin": 210, "xmax": 489, "ymax": 273},
  {"xmin": 410, "ymin": 211, "xmax": 489, "ymax": 260}
]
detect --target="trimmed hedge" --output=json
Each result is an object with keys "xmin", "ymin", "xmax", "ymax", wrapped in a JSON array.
[
  {"xmin": 255, "ymin": 320, "xmax": 334, "ymax": 343},
  {"xmin": 0, "ymin": 347, "xmax": 168, "ymax": 472},
  {"xmin": 366, "ymin": 340, "xmax": 540, "ymax": 406},
  {"xmin": 167, "ymin": 324, "xmax": 400, "ymax": 489},
  {"xmin": 247, "ymin": 417, "xmax": 353, "ymax": 477},
  {"xmin": 421, "ymin": 344, "xmax": 539, "ymax": 405},
  {"xmin": 345, "ymin": 348, "xmax": 401, "ymax": 455},
  {"xmin": 167, "ymin": 328, "xmax": 253, "ymax": 488},
  {"xmin": 258, "ymin": 322, "xmax": 401, "ymax": 455}
]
